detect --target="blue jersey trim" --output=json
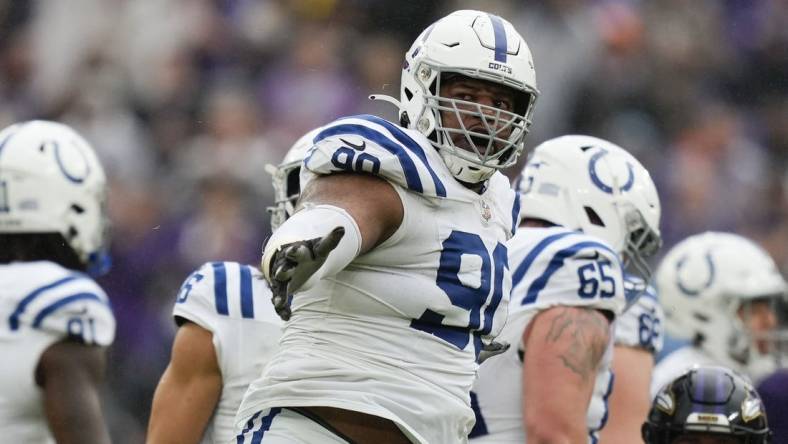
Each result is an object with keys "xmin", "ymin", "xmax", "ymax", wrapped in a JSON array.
[
  {"xmin": 240, "ymin": 265, "xmax": 254, "ymax": 319},
  {"xmin": 31, "ymin": 292, "xmax": 105, "ymax": 328},
  {"xmin": 211, "ymin": 262, "xmax": 229, "ymax": 316},
  {"xmin": 315, "ymin": 123, "xmax": 423, "ymax": 193},
  {"xmin": 511, "ymin": 231, "xmax": 577, "ymax": 292},
  {"xmin": 355, "ymin": 115, "xmax": 447, "ymax": 197},
  {"xmin": 488, "ymin": 14, "xmax": 508, "ymax": 62},
  {"xmin": 522, "ymin": 240, "xmax": 619, "ymax": 305},
  {"xmin": 510, "ymin": 190, "xmax": 521, "ymax": 236},
  {"xmin": 469, "ymin": 391, "xmax": 489, "ymax": 437},
  {"xmin": 589, "ymin": 371, "xmax": 616, "ymax": 443},
  {"xmin": 8, "ymin": 274, "xmax": 84, "ymax": 330}
]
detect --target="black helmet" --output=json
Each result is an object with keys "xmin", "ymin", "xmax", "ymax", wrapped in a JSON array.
[{"xmin": 642, "ymin": 366, "xmax": 771, "ymax": 444}]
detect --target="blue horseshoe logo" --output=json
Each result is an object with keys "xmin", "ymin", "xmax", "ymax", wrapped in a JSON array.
[
  {"xmin": 53, "ymin": 141, "xmax": 91, "ymax": 184},
  {"xmin": 675, "ymin": 251, "xmax": 716, "ymax": 297},
  {"xmin": 588, "ymin": 149, "xmax": 634, "ymax": 194}
]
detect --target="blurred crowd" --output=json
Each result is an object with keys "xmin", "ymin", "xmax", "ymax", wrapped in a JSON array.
[{"xmin": 0, "ymin": 0, "xmax": 786, "ymax": 441}]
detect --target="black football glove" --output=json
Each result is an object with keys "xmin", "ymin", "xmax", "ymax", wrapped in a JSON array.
[{"xmin": 266, "ymin": 226, "xmax": 346, "ymax": 320}]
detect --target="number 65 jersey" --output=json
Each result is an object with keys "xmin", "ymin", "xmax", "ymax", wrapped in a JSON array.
[
  {"xmin": 236, "ymin": 115, "xmax": 520, "ymax": 444},
  {"xmin": 470, "ymin": 227, "xmax": 626, "ymax": 443},
  {"xmin": 0, "ymin": 261, "xmax": 115, "ymax": 443}
]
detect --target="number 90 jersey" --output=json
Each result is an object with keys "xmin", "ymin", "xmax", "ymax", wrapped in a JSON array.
[
  {"xmin": 0, "ymin": 261, "xmax": 115, "ymax": 443},
  {"xmin": 470, "ymin": 227, "xmax": 625, "ymax": 443},
  {"xmin": 236, "ymin": 115, "xmax": 520, "ymax": 444}
]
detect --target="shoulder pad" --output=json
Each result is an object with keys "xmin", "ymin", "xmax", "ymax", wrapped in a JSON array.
[
  {"xmin": 615, "ymin": 279, "xmax": 664, "ymax": 353},
  {"xmin": 8, "ymin": 272, "xmax": 114, "ymax": 346},
  {"xmin": 302, "ymin": 115, "xmax": 449, "ymax": 198},
  {"xmin": 173, "ymin": 262, "xmax": 279, "ymax": 330},
  {"xmin": 509, "ymin": 228, "xmax": 625, "ymax": 316}
]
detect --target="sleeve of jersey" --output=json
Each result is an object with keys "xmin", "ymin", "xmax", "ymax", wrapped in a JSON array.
[
  {"xmin": 172, "ymin": 262, "xmax": 222, "ymax": 335},
  {"xmin": 300, "ymin": 115, "xmax": 448, "ymax": 198},
  {"xmin": 21, "ymin": 276, "xmax": 115, "ymax": 347},
  {"xmin": 614, "ymin": 285, "xmax": 665, "ymax": 354},
  {"xmin": 509, "ymin": 239, "xmax": 627, "ymax": 320}
]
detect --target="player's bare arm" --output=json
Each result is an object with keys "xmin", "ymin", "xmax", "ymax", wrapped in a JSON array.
[
  {"xmin": 147, "ymin": 322, "xmax": 222, "ymax": 444},
  {"xmin": 263, "ymin": 172, "xmax": 403, "ymax": 320},
  {"xmin": 600, "ymin": 345, "xmax": 654, "ymax": 444},
  {"xmin": 522, "ymin": 306, "xmax": 610, "ymax": 443},
  {"xmin": 296, "ymin": 173, "xmax": 404, "ymax": 254},
  {"xmin": 37, "ymin": 341, "xmax": 111, "ymax": 444}
]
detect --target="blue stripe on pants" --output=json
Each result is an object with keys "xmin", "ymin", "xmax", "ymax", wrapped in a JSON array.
[{"xmin": 251, "ymin": 408, "xmax": 282, "ymax": 443}]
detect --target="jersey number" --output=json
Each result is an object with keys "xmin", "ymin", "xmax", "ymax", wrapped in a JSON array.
[
  {"xmin": 577, "ymin": 260, "xmax": 616, "ymax": 299},
  {"xmin": 177, "ymin": 272, "xmax": 204, "ymax": 303},
  {"xmin": 410, "ymin": 230, "xmax": 507, "ymax": 356},
  {"xmin": 331, "ymin": 147, "xmax": 381, "ymax": 175},
  {"xmin": 638, "ymin": 309, "xmax": 661, "ymax": 349}
]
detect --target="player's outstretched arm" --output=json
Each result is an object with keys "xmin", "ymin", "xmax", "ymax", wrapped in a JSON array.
[
  {"xmin": 599, "ymin": 345, "xmax": 653, "ymax": 444},
  {"xmin": 522, "ymin": 306, "xmax": 610, "ymax": 444},
  {"xmin": 36, "ymin": 341, "xmax": 111, "ymax": 444},
  {"xmin": 147, "ymin": 322, "xmax": 222, "ymax": 444},
  {"xmin": 262, "ymin": 173, "xmax": 403, "ymax": 319}
]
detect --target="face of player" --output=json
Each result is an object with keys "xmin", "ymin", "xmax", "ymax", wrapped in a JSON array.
[
  {"xmin": 438, "ymin": 77, "xmax": 517, "ymax": 153},
  {"xmin": 738, "ymin": 298, "xmax": 779, "ymax": 354},
  {"xmin": 671, "ymin": 433, "xmax": 741, "ymax": 444}
]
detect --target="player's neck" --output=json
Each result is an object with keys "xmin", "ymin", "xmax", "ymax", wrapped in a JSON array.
[{"xmin": 457, "ymin": 179, "xmax": 487, "ymax": 194}]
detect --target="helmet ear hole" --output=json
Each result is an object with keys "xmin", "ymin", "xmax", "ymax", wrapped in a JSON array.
[
  {"xmin": 404, "ymin": 88, "xmax": 413, "ymax": 101},
  {"xmin": 399, "ymin": 111, "xmax": 411, "ymax": 128},
  {"xmin": 584, "ymin": 206, "xmax": 605, "ymax": 227},
  {"xmin": 286, "ymin": 169, "xmax": 300, "ymax": 200}
]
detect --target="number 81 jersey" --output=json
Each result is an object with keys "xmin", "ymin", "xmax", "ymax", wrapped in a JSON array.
[
  {"xmin": 236, "ymin": 115, "xmax": 520, "ymax": 444},
  {"xmin": 0, "ymin": 261, "xmax": 115, "ymax": 442}
]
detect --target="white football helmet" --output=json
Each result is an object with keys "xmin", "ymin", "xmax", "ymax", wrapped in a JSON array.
[
  {"xmin": 266, "ymin": 128, "xmax": 319, "ymax": 231},
  {"xmin": 372, "ymin": 9, "xmax": 538, "ymax": 184},
  {"xmin": 517, "ymin": 135, "xmax": 662, "ymax": 284},
  {"xmin": 0, "ymin": 120, "xmax": 110, "ymax": 275},
  {"xmin": 656, "ymin": 232, "xmax": 788, "ymax": 378}
]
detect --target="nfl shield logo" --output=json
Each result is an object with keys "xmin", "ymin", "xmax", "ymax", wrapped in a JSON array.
[{"xmin": 481, "ymin": 201, "xmax": 492, "ymax": 222}]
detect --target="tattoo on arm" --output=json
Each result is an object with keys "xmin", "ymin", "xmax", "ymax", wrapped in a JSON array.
[{"xmin": 543, "ymin": 307, "xmax": 610, "ymax": 381}]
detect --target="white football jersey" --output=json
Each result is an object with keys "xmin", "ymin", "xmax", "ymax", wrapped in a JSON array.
[
  {"xmin": 172, "ymin": 261, "xmax": 282, "ymax": 444},
  {"xmin": 616, "ymin": 276, "xmax": 664, "ymax": 353},
  {"xmin": 470, "ymin": 227, "xmax": 626, "ymax": 444},
  {"xmin": 236, "ymin": 115, "xmax": 520, "ymax": 444},
  {"xmin": 0, "ymin": 261, "xmax": 115, "ymax": 443}
]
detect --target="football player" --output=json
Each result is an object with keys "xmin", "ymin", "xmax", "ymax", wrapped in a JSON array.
[
  {"xmin": 651, "ymin": 232, "xmax": 788, "ymax": 395},
  {"xmin": 469, "ymin": 135, "xmax": 662, "ymax": 443},
  {"xmin": 235, "ymin": 9, "xmax": 538, "ymax": 444},
  {"xmin": 146, "ymin": 130, "xmax": 314, "ymax": 443},
  {"xmin": 0, "ymin": 121, "xmax": 115, "ymax": 443},
  {"xmin": 600, "ymin": 277, "xmax": 665, "ymax": 443},
  {"xmin": 643, "ymin": 365, "xmax": 771, "ymax": 444}
]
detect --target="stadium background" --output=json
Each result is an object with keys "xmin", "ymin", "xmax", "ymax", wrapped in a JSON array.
[{"xmin": 0, "ymin": 0, "xmax": 786, "ymax": 441}]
